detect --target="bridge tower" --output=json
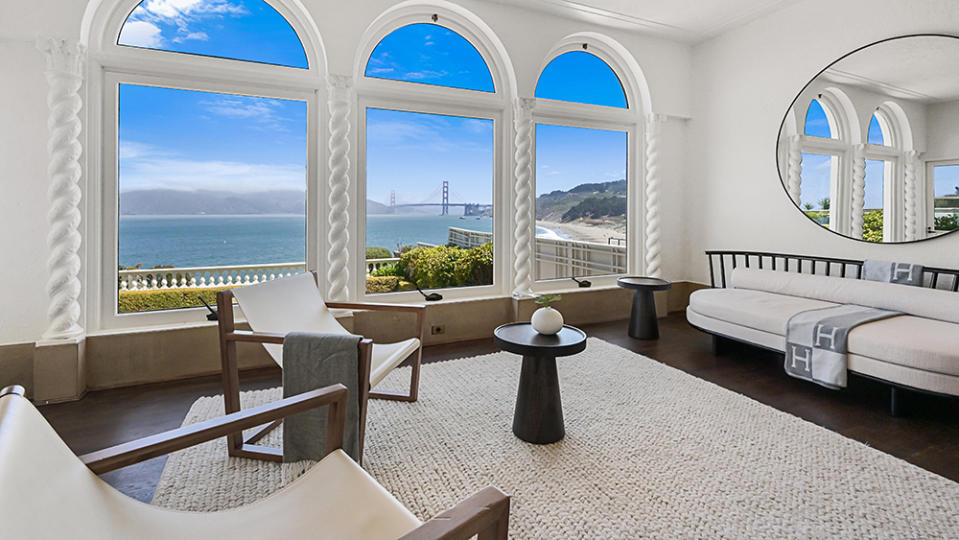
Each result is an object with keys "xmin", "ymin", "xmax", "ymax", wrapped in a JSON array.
[
  {"xmin": 441, "ymin": 180, "xmax": 449, "ymax": 216},
  {"xmin": 390, "ymin": 190, "xmax": 396, "ymax": 213}
]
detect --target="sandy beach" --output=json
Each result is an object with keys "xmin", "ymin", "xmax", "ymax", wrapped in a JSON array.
[{"xmin": 536, "ymin": 219, "xmax": 626, "ymax": 244}]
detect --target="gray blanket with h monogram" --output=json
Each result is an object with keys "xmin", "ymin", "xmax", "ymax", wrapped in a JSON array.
[{"xmin": 784, "ymin": 305, "xmax": 901, "ymax": 389}]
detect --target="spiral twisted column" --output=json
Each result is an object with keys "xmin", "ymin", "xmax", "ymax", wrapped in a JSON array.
[
  {"xmin": 38, "ymin": 38, "xmax": 85, "ymax": 341},
  {"xmin": 643, "ymin": 113, "xmax": 666, "ymax": 278},
  {"xmin": 326, "ymin": 75, "xmax": 353, "ymax": 301},
  {"xmin": 786, "ymin": 134, "xmax": 803, "ymax": 205},
  {"xmin": 903, "ymin": 150, "xmax": 920, "ymax": 241},
  {"xmin": 512, "ymin": 98, "xmax": 535, "ymax": 295},
  {"xmin": 850, "ymin": 144, "xmax": 867, "ymax": 239}
]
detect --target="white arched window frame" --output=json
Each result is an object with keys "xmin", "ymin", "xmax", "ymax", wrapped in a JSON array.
[
  {"xmin": 529, "ymin": 36, "xmax": 648, "ymax": 292},
  {"xmin": 796, "ymin": 88, "xmax": 859, "ymax": 237},
  {"xmin": 352, "ymin": 2, "xmax": 516, "ymax": 302},
  {"xmin": 81, "ymin": 0, "xmax": 327, "ymax": 330},
  {"xmin": 864, "ymin": 106, "xmax": 904, "ymax": 241}
]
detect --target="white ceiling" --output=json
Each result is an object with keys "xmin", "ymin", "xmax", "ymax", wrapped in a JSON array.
[
  {"xmin": 822, "ymin": 37, "xmax": 959, "ymax": 104},
  {"xmin": 491, "ymin": 0, "xmax": 800, "ymax": 42}
]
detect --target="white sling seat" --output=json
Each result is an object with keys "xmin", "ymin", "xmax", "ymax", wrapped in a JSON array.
[
  {"xmin": 0, "ymin": 385, "xmax": 510, "ymax": 540},
  {"xmin": 232, "ymin": 272, "xmax": 420, "ymax": 387}
]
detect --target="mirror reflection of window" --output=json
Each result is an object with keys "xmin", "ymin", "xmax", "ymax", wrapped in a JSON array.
[
  {"xmin": 931, "ymin": 164, "xmax": 959, "ymax": 234},
  {"xmin": 799, "ymin": 152, "xmax": 835, "ymax": 228},
  {"xmin": 804, "ymin": 99, "xmax": 834, "ymax": 139},
  {"xmin": 862, "ymin": 159, "xmax": 889, "ymax": 243},
  {"xmin": 867, "ymin": 114, "xmax": 886, "ymax": 146}
]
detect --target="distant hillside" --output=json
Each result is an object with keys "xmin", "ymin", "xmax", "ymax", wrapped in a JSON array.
[
  {"xmin": 120, "ymin": 189, "xmax": 306, "ymax": 215},
  {"xmin": 120, "ymin": 189, "xmax": 407, "ymax": 216},
  {"xmin": 536, "ymin": 179, "xmax": 626, "ymax": 222},
  {"xmin": 367, "ymin": 199, "xmax": 391, "ymax": 215}
]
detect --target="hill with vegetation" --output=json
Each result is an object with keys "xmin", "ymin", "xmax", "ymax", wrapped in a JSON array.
[{"xmin": 536, "ymin": 179, "xmax": 626, "ymax": 223}]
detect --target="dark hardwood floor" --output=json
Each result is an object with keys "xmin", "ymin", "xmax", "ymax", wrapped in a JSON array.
[{"xmin": 39, "ymin": 313, "xmax": 959, "ymax": 503}]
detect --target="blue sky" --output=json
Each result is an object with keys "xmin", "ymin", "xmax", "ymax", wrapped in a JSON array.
[
  {"xmin": 933, "ymin": 164, "xmax": 959, "ymax": 199},
  {"xmin": 117, "ymin": 1, "xmax": 630, "ymax": 205}
]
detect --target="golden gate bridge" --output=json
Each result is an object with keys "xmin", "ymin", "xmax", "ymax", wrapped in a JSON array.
[{"xmin": 388, "ymin": 180, "xmax": 492, "ymax": 216}]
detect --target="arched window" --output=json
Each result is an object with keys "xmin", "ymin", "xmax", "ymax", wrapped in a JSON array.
[
  {"xmin": 535, "ymin": 51, "xmax": 627, "ymax": 108},
  {"xmin": 360, "ymin": 18, "xmax": 500, "ymax": 298},
  {"xmin": 532, "ymin": 44, "xmax": 636, "ymax": 283},
  {"xmin": 364, "ymin": 23, "xmax": 493, "ymax": 92},
  {"xmin": 867, "ymin": 114, "xmax": 886, "ymax": 146},
  {"xmin": 118, "ymin": 0, "xmax": 308, "ymax": 68},
  {"xmin": 804, "ymin": 99, "xmax": 835, "ymax": 139},
  {"xmin": 94, "ymin": 0, "xmax": 320, "ymax": 327},
  {"xmin": 798, "ymin": 97, "xmax": 844, "ymax": 229}
]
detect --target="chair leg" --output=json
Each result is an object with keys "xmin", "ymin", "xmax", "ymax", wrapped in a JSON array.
[
  {"xmin": 369, "ymin": 348, "xmax": 422, "ymax": 402},
  {"xmin": 890, "ymin": 386, "xmax": 905, "ymax": 417}
]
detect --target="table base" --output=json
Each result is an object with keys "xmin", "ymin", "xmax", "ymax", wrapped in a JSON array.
[{"xmin": 512, "ymin": 355, "xmax": 565, "ymax": 444}]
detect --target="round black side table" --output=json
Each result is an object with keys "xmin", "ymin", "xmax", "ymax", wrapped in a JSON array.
[
  {"xmin": 493, "ymin": 323, "xmax": 587, "ymax": 444},
  {"xmin": 617, "ymin": 277, "xmax": 672, "ymax": 340}
]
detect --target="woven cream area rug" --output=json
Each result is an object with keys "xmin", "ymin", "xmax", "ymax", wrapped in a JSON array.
[{"xmin": 153, "ymin": 338, "xmax": 959, "ymax": 538}]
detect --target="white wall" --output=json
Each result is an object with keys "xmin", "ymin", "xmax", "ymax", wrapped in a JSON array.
[
  {"xmin": 687, "ymin": 0, "xmax": 959, "ymax": 283},
  {"xmin": 925, "ymin": 99, "xmax": 959, "ymax": 161},
  {"xmin": 0, "ymin": 0, "xmax": 693, "ymax": 345}
]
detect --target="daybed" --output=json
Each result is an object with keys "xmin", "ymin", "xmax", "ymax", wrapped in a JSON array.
[{"xmin": 686, "ymin": 251, "xmax": 959, "ymax": 414}]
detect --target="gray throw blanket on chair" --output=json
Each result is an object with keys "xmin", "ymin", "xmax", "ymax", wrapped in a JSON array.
[
  {"xmin": 282, "ymin": 332, "xmax": 361, "ymax": 462},
  {"xmin": 862, "ymin": 259, "xmax": 924, "ymax": 286},
  {"xmin": 785, "ymin": 305, "xmax": 901, "ymax": 389}
]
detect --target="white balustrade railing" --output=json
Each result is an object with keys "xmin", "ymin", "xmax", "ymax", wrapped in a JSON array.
[
  {"xmin": 118, "ymin": 262, "xmax": 307, "ymax": 291},
  {"xmin": 366, "ymin": 257, "xmax": 400, "ymax": 275},
  {"xmin": 448, "ymin": 226, "xmax": 493, "ymax": 248},
  {"xmin": 534, "ymin": 237, "xmax": 627, "ymax": 279}
]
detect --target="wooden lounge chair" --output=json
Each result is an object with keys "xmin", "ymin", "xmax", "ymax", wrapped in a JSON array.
[
  {"xmin": 217, "ymin": 271, "xmax": 425, "ymax": 461},
  {"xmin": 0, "ymin": 384, "xmax": 509, "ymax": 540}
]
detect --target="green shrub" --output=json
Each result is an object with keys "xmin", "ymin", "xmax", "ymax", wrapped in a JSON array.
[
  {"xmin": 397, "ymin": 243, "xmax": 493, "ymax": 289},
  {"xmin": 365, "ymin": 276, "xmax": 415, "ymax": 293},
  {"xmin": 862, "ymin": 209, "xmax": 884, "ymax": 243},
  {"xmin": 935, "ymin": 213, "xmax": 959, "ymax": 231},
  {"xmin": 118, "ymin": 286, "xmax": 232, "ymax": 313},
  {"xmin": 366, "ymin": 246, "xmax": 393, "ymax": 259},
  {"xmin": 371, "ymin": 262, "xmax": 402, "ymax": 277}
]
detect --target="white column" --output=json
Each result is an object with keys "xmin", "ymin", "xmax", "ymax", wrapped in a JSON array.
[
  {"xmin": 512, "ymin": 97, "xmax": 534, "ymax": 295},
  {"xmin": 786, "ymin": 134, "xmax": 802, "ymax": 205},
  {"xmin": 643, "ymin": 113, "xmax": 667, "ymax": 278},
  {"xmin": 903, "ymin": 150, "xmax": 920, "ymax": 241},
  {"xmin": 850, "ymin": 144, "xmax": 867, "ymax": 239},
  {"xmin": 38, "ymin": 38, "xmax": 85, "ymax": 341},
  {"xmin": 326, "ymin": 74, "xmax": 353, "ymax": 301}
]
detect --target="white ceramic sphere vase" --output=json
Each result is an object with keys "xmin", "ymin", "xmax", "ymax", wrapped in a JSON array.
[{"xmin": 531, "ymin": 306, "xmax": 564, "ymax": 335}]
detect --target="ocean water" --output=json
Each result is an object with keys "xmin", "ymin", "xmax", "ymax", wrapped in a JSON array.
[{"xmin": 118, "ymin": 214, "xmax": 502, "ymax": 268}]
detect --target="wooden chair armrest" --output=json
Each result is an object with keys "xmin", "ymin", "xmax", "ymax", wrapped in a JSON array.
[
  {"xmin": 325, "ymin": 301, "xmax": 426, "ymax": 313},
  {"xmin": 227, "ymin": 329, "xmax": 286, "ymax": 344},
  {"xmin": 399, "ymin": 487, "xmax": 510, "ymax": 540},
  {"xmin": 80, "ymin": 384, "xmax": 348, "ymax": 475}
]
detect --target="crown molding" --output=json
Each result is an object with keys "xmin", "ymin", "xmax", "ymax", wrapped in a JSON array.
[{"xmin": 822, "ymin": 68, "xmax": 937, "ymax": 103}]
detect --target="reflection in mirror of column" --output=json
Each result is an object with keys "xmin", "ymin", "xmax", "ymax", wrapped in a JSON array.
[{"xmin": 778, "ymin": 35, "xmax": 959, "ymax": 243}]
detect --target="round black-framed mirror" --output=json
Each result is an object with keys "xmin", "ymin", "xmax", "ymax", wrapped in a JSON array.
[{"xmin": 776, "ymin": 34, "xmax": 959, "ymax": 244}]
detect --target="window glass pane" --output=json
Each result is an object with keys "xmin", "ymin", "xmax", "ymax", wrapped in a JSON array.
[
  {"xmin": 799, "ymin": 152, "xmax": 833, "ymax": 228},
  {"xmin": 365, "ymin": 23, "xmax": 494, "ymax": 92},
  {"xmin": 536, "ymin": 51, "xmax": 627, "ymax": 108},
  {"xmin": 365, "ymin": 108, "xmax": 494, "ymax": 293},
  {"xmin": 118, "ymin": 0, "xmax": 308, "ymax": 68},
  {"xmin": 804, "ymin": 99, "xmax": 832, "ymax": 138},
  {"xmin": 867, "ymin": 114, "xmax": 885, "ymax": 146},
  {"xmin": 932, "ymin": 164, "xmax": 959, "ymax": 232},
  {"xmin": 863, "ymin": 159, "xmax": 887, "ymax": 242},
  {"xmin": 534, "ymin": 124, "xmax": 627, "ymax": 280},
  {"xmin": 118, "ymin": 84, "xmax": 307, "ymax": 311}
]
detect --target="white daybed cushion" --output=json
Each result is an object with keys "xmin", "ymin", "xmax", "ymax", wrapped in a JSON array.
[
  {"xmin": 730, "ymin": 268, "xmax": 959, "ymax": 324},
  {"xmin": 687, "ymin": 288, "xmax": 959, "ymax": 377}
]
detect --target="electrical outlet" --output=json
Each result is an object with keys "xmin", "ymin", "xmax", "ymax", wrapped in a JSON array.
[{"xmin": 431, "ymin": 324, "xmax": 446, "ymax": 335}]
